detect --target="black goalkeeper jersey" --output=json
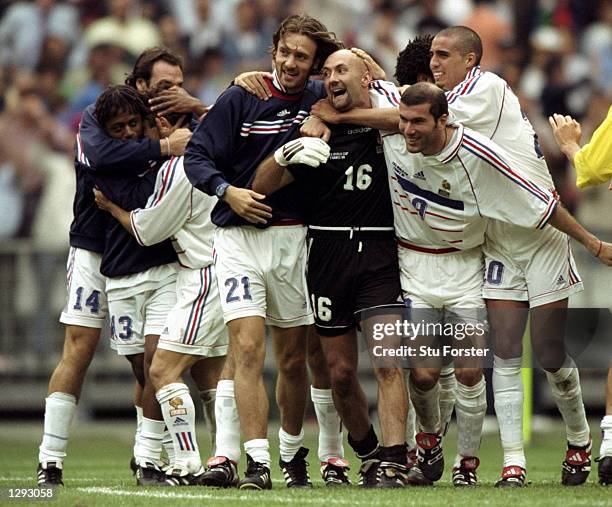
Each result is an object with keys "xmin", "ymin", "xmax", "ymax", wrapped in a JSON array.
[{"xmin": 290, "ymin": 124, "xmax": 394, "ymax": 228}]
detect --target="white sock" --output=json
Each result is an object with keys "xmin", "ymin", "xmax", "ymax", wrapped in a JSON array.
[
  {"xmin": 600, "ymin": 415, "xmax": 612, "ymax": 457},
  {"xmin": 156, "ymin": 383, "xmax": 201, "ymax": 473},
  {"xmin": 200, "ymin": 388, "xmax": 216, "ymax": 456},
  {"xmin": 406, "ymin": 398, "xmax": 416, "ymax": 450},
  {"xmin": 162, "ymin": 430, "xmax": 175, "ymax": 467},
  {"xmin": 135, "ymin": 417, "xmax": 165, "ymax": 467},
  {"xmin": 439, "ymin": 365, "xmax": 456, "ymax": 436},
  {"xmin": 493, "ymin": 356, "xmax": 526, "ymax": 468},
  {"xmin": 409, "ymin": 381, "xmax": 440, "ymax": 434},
  {"xmin": 311, "ymin": 386, "xmax": 344, "ymax": 462},
  {"xmin": 38, "ymin": 392, "xmax": 77, "ymax": 466},
  {"xmin": 244, "ymin": 438, "xmax": 270, "ymax": 468},
  {"xmin": 545, "ymin": 356, "xmax": 590, "ymax": 447},
  {"xmin": 454, "ymin": 377, "xmax": 486, "ymax": 465},
  {"xmin": 215, "ymin": 380, "xmax": 241, "ymax": 462},
  {"xmin": 279, "ymin": 427, "xmax": 304, "ymax": 462},
  {"xmin": 134, "ymin": 405, "xmax": 143, "ymax": 459}
]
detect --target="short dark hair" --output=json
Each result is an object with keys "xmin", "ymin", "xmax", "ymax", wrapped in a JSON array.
[
  {"xmin": 400, "ymin": 82, "xmax": 448, "ymax": 121},
  {"xmin": 270, "ymin": 15, "xmax": 344, "ymax": 75},
  {"xmin": 435, "ymin": 26, "xmax": 483, "ymax": 66},
  {"xmin": 94, "ymin": 85, "xmax": 149, "ymax": 131},
  {"xmin": 125, "ymin": 47, "xmax": 183, "ymax": 88},
  {"xmin": 395, "ymin": 34, "xmax": 434, "ymax": 85}
]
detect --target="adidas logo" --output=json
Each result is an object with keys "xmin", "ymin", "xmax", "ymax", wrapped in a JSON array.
[
  {"xmin": 174, "ymin": 417, "xmax": 187, "ymax": 425},
  {"xmin": 414, "ymin": 170, "xmax": 426, "ymax": 180},
  {"xmin": 277, "ymin": 108, "xmax": 290, "ymax": 117},
  {"xmin": 557, "ymin": 275, "xmax": 565, "ymax": 284}
]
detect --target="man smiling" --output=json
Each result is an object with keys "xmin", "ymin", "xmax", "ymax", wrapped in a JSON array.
[{"xmin": 185, "ymin": 15, "xmax": 342, "ymax": 490}]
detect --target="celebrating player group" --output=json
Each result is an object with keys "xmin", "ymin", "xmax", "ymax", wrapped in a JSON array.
[{"xmin": 35, "ymin": 13, "xmax": 612, "ymax": 491}]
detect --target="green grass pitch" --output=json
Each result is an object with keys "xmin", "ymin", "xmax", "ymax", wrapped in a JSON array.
[{"xmin": 1, "ymin": 420, "xmax": 609, "ymax": 506}]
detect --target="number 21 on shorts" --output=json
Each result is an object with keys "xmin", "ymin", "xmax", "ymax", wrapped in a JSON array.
[{"xmin": 225, "ymin": 276, "xmax": 252, "ymax": 303}]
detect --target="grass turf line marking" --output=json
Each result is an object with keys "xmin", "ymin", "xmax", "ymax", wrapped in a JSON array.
[{"xmin": 77, "ymin": 487, "xmax": 370, "ymax": 504}]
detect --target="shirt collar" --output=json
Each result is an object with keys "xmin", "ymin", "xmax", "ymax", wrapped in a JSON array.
[
  {"xmin": 272, "ymin": 69, "xmax": 287, "ymax": 93},
  {"xmin": 433, "ymin": 122, "xmax": 463, "ymax": 163}
]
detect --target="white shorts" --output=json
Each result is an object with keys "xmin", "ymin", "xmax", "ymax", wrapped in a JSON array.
[
  {"xmin": 214, "ymin": 225, "xmax": 314, "ymax": 327},
  {"xmin": 483, "ymin": 222, "xmax": 583, "ymax": 307},
  {"xmin": 158, "ymin": 265, "xmax": 228, "ymax": 357},
  {"xmin": 398, "ymin": 245, "xmax": 486, "ymax": 326},
  {"xmin": 109, "ymin": 276, "xmax": 177, "ymax": 356},
  {"xmin": 60, "ymin": 247, "xmax": 108, "ymax": 328}
]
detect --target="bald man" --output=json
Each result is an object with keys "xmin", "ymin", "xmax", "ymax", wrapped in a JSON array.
[{"xmin": 253, "ymin": 49, "xmax": 410, "ymax": 488}]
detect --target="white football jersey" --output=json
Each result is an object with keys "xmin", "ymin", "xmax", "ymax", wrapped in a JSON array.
[
  {"xmin": 369, "ymin": 81, "xmax": 558, "ymax": 250},
  {"xmin": 131, "ymin": 156, "xmax": 216, "ymax": 270},
  {"xmin": 445, "ymin": 66, "xmax": 554, "ymax": 190}
]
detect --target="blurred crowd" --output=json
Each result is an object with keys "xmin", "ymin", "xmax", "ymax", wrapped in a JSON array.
[{"xmin": 0, "ymin": 0, "xmax": 610, "ymax": 246}]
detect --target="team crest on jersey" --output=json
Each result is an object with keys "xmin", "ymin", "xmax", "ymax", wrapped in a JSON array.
[
  {"xmin": 169, "ymin": 397, "xmax": 187, "ymax": 416},
  {"xmin": 438, "ymin": 179, "xmax": 451, "ymax": 197}
]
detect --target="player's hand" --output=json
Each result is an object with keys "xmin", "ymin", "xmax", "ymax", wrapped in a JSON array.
[
  {"xmin": 310, "ymin": 99, "xmax": 341, "ymax": 124},
  {"xmin": 549, "ymin": 113, "xmax": 582, "ymax": 159},
  {"xmin": 595, "ymin": 241, "xmax": 612, "ymax": 266},
  {"xmin": 166, "ymin": 128, "xmax": 192, "ymax": 156},
  {"xmin": 300, "ymin": 116, "xmax": 331, "ymax": 142},
  {"xmin": 149, "ymin": 86, "xmax": 204, "ymax": 116},
  {"xmin": 224, "ymin": 186, "xmax": 273, "ymax": 224},
  {"xmin": 351, "ymin": 47, "xmax": 386, "ymax": 80},
  {"xmin": 274, "ymin": 137, "xmax": 331, "ymax": 168},
  {"xmin": 235, "ymin": 71, "xmax": 273, "ymax": 100},
  {"xmin": 93, "ymin": 187, "xmax": 113, "ymax": 212},
  {"xmin": 155, "ymin": 116, "xmax": 186, "ymax": 138}
]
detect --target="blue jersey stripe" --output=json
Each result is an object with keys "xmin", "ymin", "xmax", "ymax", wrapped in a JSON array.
[{"xmin": 395, "ymin": 174, "xmax": 464, "ymax": 210}]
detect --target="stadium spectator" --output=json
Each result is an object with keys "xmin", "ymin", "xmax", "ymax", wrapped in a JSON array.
[
  {"xmin": 83, "ymin": 0, "xmax": 161, "ymax": 59},
  {"xmin": 0, "ymin": 0, "xmax": 80, "ymax": 72}
]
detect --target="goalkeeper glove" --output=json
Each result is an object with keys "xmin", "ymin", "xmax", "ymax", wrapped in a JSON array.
[{"xmin": 274, "ymin": 137, "xmax": 331, "ymax": 167}]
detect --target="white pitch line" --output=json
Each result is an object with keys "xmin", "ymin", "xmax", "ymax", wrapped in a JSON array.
[
  {"xmin": 0, "ymin": 477, "xmax": 101, "ymax": 482},
  {"xmin": 77, "ymin": 487, "xmax": 371, "ymax": 504}
]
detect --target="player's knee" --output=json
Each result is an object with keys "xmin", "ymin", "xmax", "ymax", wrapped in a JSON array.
[
  {"xmin": 234, "ymin": 339, "xmax": 265, "ymax": 371},
  {"xmin": 277, "ymin": 352, "xmax": 307, "ymax": 380},
  {"xmin": 454, "ymin": 367, "xmax": 482, "ymax": 387},
  {"xmin": 126, "ymin": 353, "xmax": 145, "ymax": 386},
  {"xmin": 373, "ymin": 366, "xmax": 403, "ymax": 385},
  {"xmin": 411, "ymin": 368, "xmax": 439, "ymax": 390},
  {"xmin": 62, "ymin": 327, "xmax": 100, "ymax": 366},
  {"xmin": 329, "ymin": 363, "xmax": 356, "ymax": 398},
  {"xmin": 493, "ymin": 337, "xmax": 522, "ymax": 359},
  {"xmin": 148, "ymin": 359, "xmax": 168, "ymax": 391}
]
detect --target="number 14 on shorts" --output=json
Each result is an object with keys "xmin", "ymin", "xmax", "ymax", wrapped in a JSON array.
[{"xmin": 73, "ymin": 287, "xmax": 101, "ymax": 314}]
